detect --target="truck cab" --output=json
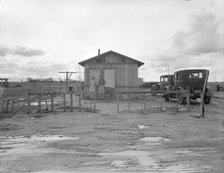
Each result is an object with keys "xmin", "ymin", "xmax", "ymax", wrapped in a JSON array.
[
  {"xmin": 151, "ymin": 75, "xmax": 174, "ymax": 96},
  {"xmin": 173, "ymin": 69, "xmax": 212, "ymax": 104}
]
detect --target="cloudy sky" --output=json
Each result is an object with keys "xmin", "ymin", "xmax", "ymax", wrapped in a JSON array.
[{"xmin": 0, "ymin": 0, "xmax": 223, "ymax": 82}]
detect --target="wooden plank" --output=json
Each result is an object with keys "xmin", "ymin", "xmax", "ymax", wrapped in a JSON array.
[{"xmin": 70, "ymin": 93, "xmax": 73, "ymax": 112}]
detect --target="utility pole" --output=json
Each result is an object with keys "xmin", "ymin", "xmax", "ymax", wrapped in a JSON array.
[{"xmin": 59, "ymin": 71, "xmax": 77, "ymax": 92}]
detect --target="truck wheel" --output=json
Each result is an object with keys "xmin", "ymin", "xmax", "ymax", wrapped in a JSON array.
[{"xmin": 204, "ymin": 96, "xmax": 211, "ymax": 104}]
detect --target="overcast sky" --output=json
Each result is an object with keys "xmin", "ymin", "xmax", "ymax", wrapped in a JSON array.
[{"xmin": 0, "ymin": 0, "xmax": 223, "ymax": 82}]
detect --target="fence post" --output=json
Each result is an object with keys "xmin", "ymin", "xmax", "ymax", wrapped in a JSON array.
[
  {"xmin": 6, "ymin": 99, "xmax": 10, "ymax": 113},
  {"xmin": 160, "ymin": 91, "xmax": 163, "ymax": 111},
  {"xmin": 143, "ymin": 93, "xmax": 146, "ymax": 113},
  {"xmin": 200, "ymin": 92, "xmax": 204, "ymax": 118},
  {"xmin": 17, "ymin": 99, "xmax": 19, "ymax": 112},
  {"xmin": 11, "ymin": 99, "xmax": 14, "ymax": 113},
  {"xmin": 63, "ymin": 93, "xmax": 66, "ymax": 112},
  {"xmin": 70, "ymin": 93, "xmax": 73, "ymax": 112},
  {"xmin": 79, "ymin": 93, "xmax": 81, "ymax": 112},
  {"xmin": 186, "ymin": 91, "xmax": 190, "ymax": 112},
  {"xmin": 94, "ymin": 92, "xmax": 96, "ymax": 112},
  {"xmin": 51, "ymin": 94, "xmax": 54, "ymax": 112},
  {"xmin": 1, "ymin": 99, "xmax": 5, "ymax": 113},
  {"xmin": 27, "ymin": 94, "xmax": 31, "ymax": 114},
  {"xmin": 176, "ymin": 92, "xmax": 178, "ymax": 112},
  {"xmin": 128, "ymin": 93, "xmax": 131, "ymax": 113},
  {"xmin": 222, "ymin": 91, "xmax": 224, "ymax": 125},
  {"xmin": 38, "ymin": 94, "xmax": 41, "ymax": 113},
  {"xmin": 116, "ymin": 92, "xmax": 119, "ymax": 113}
]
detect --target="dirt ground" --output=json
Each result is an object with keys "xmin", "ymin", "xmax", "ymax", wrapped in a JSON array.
[{"xmin": 0, "ymin": 94, "xmax": 224, "ymax": 173}]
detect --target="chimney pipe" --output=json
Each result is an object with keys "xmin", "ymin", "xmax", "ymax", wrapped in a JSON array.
[{"xmin": 98, "ymin": 49, "xmax": 100, "ymax": 56}]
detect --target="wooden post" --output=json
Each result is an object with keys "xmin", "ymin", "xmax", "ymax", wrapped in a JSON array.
[
  {"xmin": 200, "ymin": 92, "xmax": 204, "ymax": 117},
  {"xmin": 176, "ymin": 92, "xmax": 178, "ymax": 112},
  {"xmin": 17, "ymin": 99, "xmax": 19, "ymax": 112},
  {"xmin": 27, "ymin": 94, "xmax": 31, "ymax": 114},
  {"xmin": 23, "ymin": 99, "xmax": 26, "ymax": 112},
  {"xmin": 70, "ymin": 93, "xmax": 73, "ymax": 112},
  {"xmin": 59, "ymin": 71, "xmax": 77, "ymax": 92},
  {"xmin": 63, "ymin": 94, "xmax": 66, "ymax": 112},
  {"xmin": 79, "ymin": 93, "xmax": 81, "ymax": 112},
  {"xmin": 94, "ymin": 92, "xmax": 96, "ymax": 112},
  {"xmin": 160, "ymin": 91, "xmax": 163, "ymax": 111},
  {"xmin": 222, "ymin": 91, "xmax": 224, "ymax": 125},
  {"xmin": 1, "ymin": 99, "xmax": 4, "ymax": 113},
  {"xmin": 116, "ymin": 92, "xmax": 119, "ymax": 113},
  {"xmin": 51, "ymin": 94, "xmax": 54, "ymax": 112},
  {"xmin": 6, "ymin": 99, "xmax": 10, "ymax": 113},
  {"xmin": 143, "ymin": 93, "xmax": 146, "ymax": 113},
  {"xmin": 186, "ymin": 91, "xmax": 190, "ymax": 112},
  {"xmin": 38, "ymin": 94, "xmax": 41, "ymax": 113},
  {"xmin": 128, "ymin": 93, "xmax": 130, "ymax": 113},
  {"xmin": 11, "ymin": 99, "xmax": 14, "ymax": 113},
  {"xmin": 200, "ymin": 70, "xmax": 209, "ymax": 118}
]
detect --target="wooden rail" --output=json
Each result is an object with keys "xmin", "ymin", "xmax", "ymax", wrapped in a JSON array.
[
  {"xmin": 0, "ymin": 90, "xmax": 98, "ymax": 114},
  {"xmin": 116, "ymin": 89, "xmax": 191, "ymax": 113}
]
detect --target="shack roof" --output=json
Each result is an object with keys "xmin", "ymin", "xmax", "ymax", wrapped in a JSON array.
[{"xmin": 78, "ymin": 50, "xmax": 144, "ymax": 67}]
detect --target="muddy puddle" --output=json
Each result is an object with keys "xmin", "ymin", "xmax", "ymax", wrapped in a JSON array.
[
  {"xmin": 0, "ymin": 135, "xmax": 79, "ymax": 160},
  {"xmin": 99, "ymin": 136, "xmax": 210, "ymax": 172}
]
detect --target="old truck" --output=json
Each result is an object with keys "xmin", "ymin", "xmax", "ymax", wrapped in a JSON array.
[
  {"xmin": 151, "ymin": 74, "xmax": 174, "ymax": 96},
  {"xmin": 164, "ymin": 69, "xmax": 212, "ymax": 104}
]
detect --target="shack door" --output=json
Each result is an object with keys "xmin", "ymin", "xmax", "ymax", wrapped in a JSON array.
[
  {"xmin": 104, "ymin": 69, "xmax": 115, "ymax": 88},
  {"xmin": 104, "ymin": 69, "xmax": 115, "ymax": 96}
]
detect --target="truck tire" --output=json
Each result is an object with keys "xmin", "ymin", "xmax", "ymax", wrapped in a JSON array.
[{"xmin": 204, "ymin": 96, "xmax": 211, "ymax": 104}]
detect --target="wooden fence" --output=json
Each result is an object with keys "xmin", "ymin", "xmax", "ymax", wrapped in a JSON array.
[
  {"xmin": 0, "ymin": 90, "xmax": 97, "ymax": 114},
  {"xmin": 116, "ymin": 88, "xmax": 191, "ymax": 114}
]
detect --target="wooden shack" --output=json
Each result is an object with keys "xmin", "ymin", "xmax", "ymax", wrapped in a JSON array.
[{"xmin": 79, "ymin": 50, "xmax": 144, "ymax": 97}]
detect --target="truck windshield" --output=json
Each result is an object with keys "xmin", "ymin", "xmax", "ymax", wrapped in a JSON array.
[
  {"xmin": 161, "ymin": 77, "xmax": 168, "ymax": 82},
  {"xmin": 189, "ymin": 72, "xmax": 203, "ymax": 79}
]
